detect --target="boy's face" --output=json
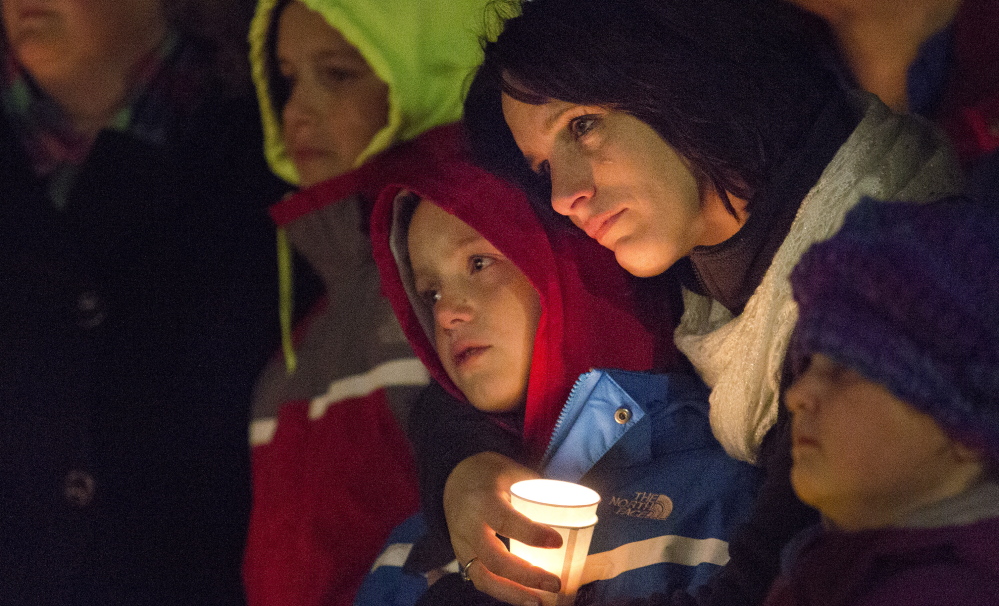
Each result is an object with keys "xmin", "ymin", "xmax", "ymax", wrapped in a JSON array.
[
  {"xmin": 785, "ymin": 353, "xmax": 981, "ymax": 531},
  {"xmin": 276, "ymin": 1, "xmax": 389, "ymax": 187},
  {"xmin": 407, "ymin": 200, "xmax": 541, "ymax": 413}
]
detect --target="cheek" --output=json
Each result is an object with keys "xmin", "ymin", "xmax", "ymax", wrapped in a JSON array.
[
  {"xmin": 612, "ymin": 209, "xmax": 688, "ymax": 277},
  {"xmin": 433, "ymin": 328, "xmax": 451, "ymax": 365},
  {"xmin": 487, "ymin": 282, "xmax": 537, "ymax": 358},
  {"xmin": 324, "ymin": 80, "xmax": 389, "ymax": 155},
  {"xmin": 819, "ymin": 407, "xmax": 883, "ymax": 467},
  {"xmin": 64, "ymin": 5, "xmax": 114, "ymax": 56}
]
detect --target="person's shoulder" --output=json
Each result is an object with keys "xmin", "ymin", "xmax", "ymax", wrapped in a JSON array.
[
  {"xmin": 853, "ymin": 520, "xmax": 999, "ymax": 606},
  {"xmin": 855, "ymin": 559, "xmax": 999, "ymax": 606}
]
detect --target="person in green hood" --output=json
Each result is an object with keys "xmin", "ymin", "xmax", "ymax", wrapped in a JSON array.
[
  {"xmin": 242, "ymin": 1, "xmax": 494, "ymax": 605},
  {"xmin": 269, "ymin": 0, "xmax": 391, "ymax": 187}
]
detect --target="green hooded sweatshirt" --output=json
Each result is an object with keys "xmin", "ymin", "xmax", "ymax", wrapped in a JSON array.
[
  {"xmin": 244, "ymin": 4, "xmax": 501, "ymax": 606},
  {"xmin": 248, "ymin": 0, "xmax": 494, "ymax": 185}
]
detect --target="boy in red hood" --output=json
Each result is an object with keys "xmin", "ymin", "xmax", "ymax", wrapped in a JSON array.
[{"xmin": 366, "ymin": 124, "xmax": 761, "ymax": 606}]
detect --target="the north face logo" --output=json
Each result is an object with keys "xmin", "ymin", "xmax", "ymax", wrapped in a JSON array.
[{"xmin": 608, "ymin": 491, "xmax": 673, "ymax": 520}]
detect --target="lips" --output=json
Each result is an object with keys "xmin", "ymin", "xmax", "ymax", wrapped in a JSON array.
[
  {"xmin": 291, "ymin": 147, "xmax": 328, "ymax": 165},
  {"xmin": 581, "ymin": 208, "xmax": 625, "ymax": 245},
  {"xmin": 9, "ymin": 6, "xmax": 55, "ymax": 30},
  {"xmin": 791, "ymin": 430, "xmax": 820, "ymax": 451},
  {"xmin": 452, "ymin": 342, "xmax": 490, "ymax": 368}
]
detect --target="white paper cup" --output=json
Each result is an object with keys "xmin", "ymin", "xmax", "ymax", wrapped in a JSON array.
[{"xmin": 509, "ymin": 479, "xmax": 600, "ymax": 606}]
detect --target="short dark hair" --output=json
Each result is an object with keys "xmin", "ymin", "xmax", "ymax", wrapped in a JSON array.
[{"xmin": 464, "ymin": 0, "xmax": 843, "ymax": 215}]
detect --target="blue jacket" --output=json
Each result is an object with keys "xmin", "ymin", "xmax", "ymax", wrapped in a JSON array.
[
  {"xmin": 545, "ymin": 369, "xmax": 761, "ymax": 604},
  {"xmin": 355, "ymin": 370, "xmax": 761, "ymax": 605}
]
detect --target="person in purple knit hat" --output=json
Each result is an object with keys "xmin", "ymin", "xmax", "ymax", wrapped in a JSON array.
[{"xmin": 763, "ymin": 196, "xmax": 999, "ymax": 606}]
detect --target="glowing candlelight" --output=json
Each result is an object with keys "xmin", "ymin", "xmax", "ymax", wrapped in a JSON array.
[{"xmin": 509, "ymin": 479, "xmax": 600, "ymax": 606}]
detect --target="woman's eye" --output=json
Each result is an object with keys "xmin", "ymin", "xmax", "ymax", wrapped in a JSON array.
[
  {"xmin": 569, "ymin": 115, "xmax": 598, "ymax": 138},
  {"xmin": 470, "ymin": 256, "xmax": 495, "ymax": 273}
]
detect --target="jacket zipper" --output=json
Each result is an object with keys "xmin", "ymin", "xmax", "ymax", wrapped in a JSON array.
[{"xmin": 543, "ymin": 369, "xmax": 596, "ymax": 463}]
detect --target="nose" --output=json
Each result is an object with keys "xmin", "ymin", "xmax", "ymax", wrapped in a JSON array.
[
  {"xmin": 434, "ymin": 289, "xmax": 474, "ymax": 330},
  {"xmin": 784, "ymin": 369, "xmax": 820, "ymax": 415},
  {"xmin": 549, "ymin": 154, "xmax": 594, "ymax": 220},
  {"xmin": 282, "ymin": 80, "xmax": 315, "ymax": 132}
]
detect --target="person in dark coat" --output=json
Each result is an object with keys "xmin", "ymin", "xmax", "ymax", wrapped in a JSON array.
[{"xmin": 0, "ymin": 1, "xmax": 286, "ymax": 603}]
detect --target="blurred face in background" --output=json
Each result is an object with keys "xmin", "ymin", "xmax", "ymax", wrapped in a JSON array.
[
  {"xmin": 1, "ymin": 0, "xmax": 167, "ymax": 86},
  {"xmin": 275, "ymin": 1, "xmax": 389, "ymax": 187},
  {"xmin": 784, "ymin": 353, "xmax": 983, "ymax": 531}
]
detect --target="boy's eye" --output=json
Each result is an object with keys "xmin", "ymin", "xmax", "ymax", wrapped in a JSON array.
[
  {"xmin": 420, "ymin": 289, "xmax": 441, "ymax": 306},
  {"xmin": 807, "ymin": 354, "xmax": 860, "ymax": 385},
  {"xmin": 568, "ymin": 115, "xmax": 598, "ymax": 138},
  {"xmin": 278, "ymin": 65, "xmax": 297, "ymax": 85},
  {"xmin": 322, "ymin": 67, "xmax": 358, "ymax": 84},
  {"xmin": 470, "ymin": 256, "xmax": 495, "ymax": 273}
]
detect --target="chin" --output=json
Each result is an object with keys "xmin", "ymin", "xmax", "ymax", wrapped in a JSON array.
[
  {"xmin": 466, "ymin": 384, "xmax": 525, "ymax": 414},
  {"xmin": 616, "ymin": 248, "xmax": 673, "ymax": 278},
  {"xmin": 789, "ymin": 466, "xmax": 827, "ymax": 510}
]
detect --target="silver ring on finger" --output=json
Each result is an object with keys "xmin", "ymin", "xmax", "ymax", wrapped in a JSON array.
[{"xmin": 460, "ymin": 556, "xmax": 479, "ymax": 582}]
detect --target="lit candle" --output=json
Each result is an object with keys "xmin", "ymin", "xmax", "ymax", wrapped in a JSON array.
[{"xmin": 509, "ymin": 479, "xmax": 600, "ymax": 606}]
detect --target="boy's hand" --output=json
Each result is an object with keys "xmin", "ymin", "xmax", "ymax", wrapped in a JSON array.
[{"xmin": 444, "ymin": 452, "xmax": 564, "ymax": 606}]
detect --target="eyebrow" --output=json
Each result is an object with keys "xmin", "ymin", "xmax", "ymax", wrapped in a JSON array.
[
  {"xmin": 545, "ymin": 103, "xmax": 575, "ymax": 131},
  {"xmin": 454, "ymin": 233, "xmax": 490, "ymax": 250},
  {"xmin": 411, "ymin": 232, "xmax": 492, "ymax": 280},
  {"xmin": 312, "ymin": 49, "xmax": 367, "ymax": 64}
]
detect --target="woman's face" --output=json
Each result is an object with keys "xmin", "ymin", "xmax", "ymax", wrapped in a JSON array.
[
  {"xmin": 501, "ymin": 94, "xmax": 743, "ymax": 278},
  {"xmin": 2, "ymin": 0, "xmax": 166, "ymax": 85},
  {"xmin": 276, "ymin": 1, "xmax": 389, "ymax": 187}
]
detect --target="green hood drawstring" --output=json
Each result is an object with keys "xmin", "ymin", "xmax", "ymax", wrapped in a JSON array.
[{"xmin": 277, "ymin": 226, "xmax": 296, "ymax": 374}]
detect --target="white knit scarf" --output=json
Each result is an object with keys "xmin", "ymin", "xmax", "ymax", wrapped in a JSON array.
[{"xmin": 674, "ymin": 93, "xmax": 963, "ymax": 463}]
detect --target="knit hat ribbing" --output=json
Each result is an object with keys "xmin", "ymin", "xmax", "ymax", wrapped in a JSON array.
[{"xmin": 789, "ymin": 196, "xmax": 999, "ymax": 461}]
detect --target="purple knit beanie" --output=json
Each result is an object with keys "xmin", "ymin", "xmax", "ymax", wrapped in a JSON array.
[{"xmin": 790, "ymin": 196, "xmax": 999, "ymax": 462}]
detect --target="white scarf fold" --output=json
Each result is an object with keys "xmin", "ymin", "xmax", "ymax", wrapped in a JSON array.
[{"xmin": 674, "ymin": 93, "xmax": 962, "ymax": 463}]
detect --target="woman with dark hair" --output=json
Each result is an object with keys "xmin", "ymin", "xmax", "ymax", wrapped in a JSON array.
[{"xmin": 409, "ymin": 0, "xmax": 964, "ymax": 605}]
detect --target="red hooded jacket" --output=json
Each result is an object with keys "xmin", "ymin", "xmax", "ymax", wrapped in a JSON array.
[{"xmin": 370, "ymin": 123, "xmax": 668, "ymax": 457}]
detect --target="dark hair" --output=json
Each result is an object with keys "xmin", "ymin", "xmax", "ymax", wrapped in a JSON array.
[{"xmin": 464, "ymin": 0, "xmax": 842, "ymax": 216}]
